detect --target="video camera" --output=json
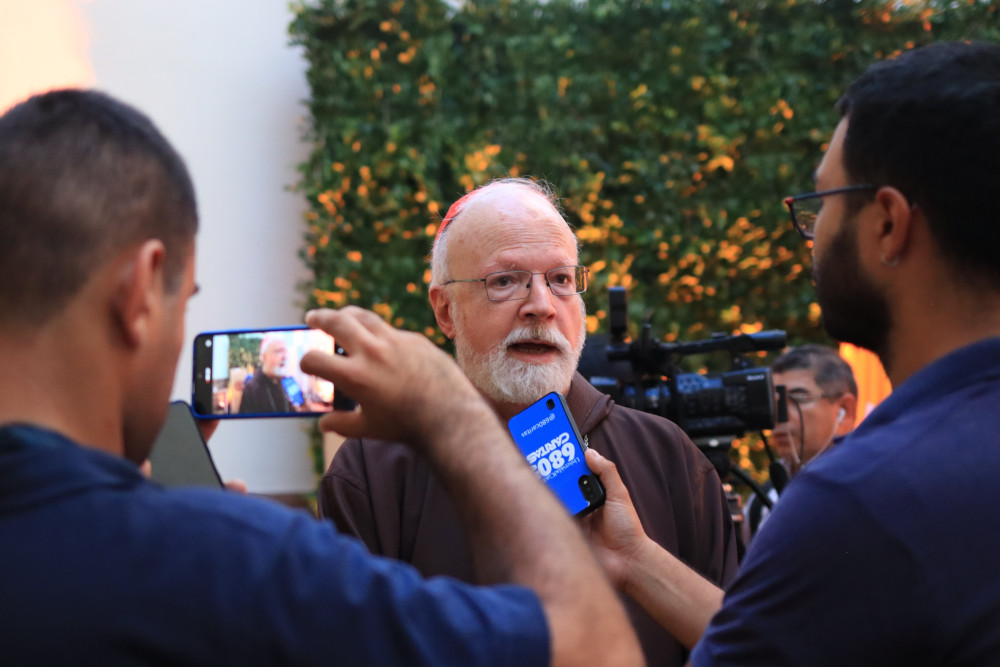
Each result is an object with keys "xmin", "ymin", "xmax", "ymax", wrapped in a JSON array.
[{"xmin": 581, "ymin": 287, "xmax": 786, "ymax": 440}]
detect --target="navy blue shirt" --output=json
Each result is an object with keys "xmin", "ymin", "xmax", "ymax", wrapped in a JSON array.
[
  {"xmin": 693, "ymin": 337, "xmax": 1000, "ymax": 665},
  {"xmin": 0, "ymin": 425, "xmax": 548, "ymax": 666}
]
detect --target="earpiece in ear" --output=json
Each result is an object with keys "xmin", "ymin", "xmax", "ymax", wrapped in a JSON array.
[{"xmin": 837, "ymin": 407, "xmax": 846, "ymax": 422}]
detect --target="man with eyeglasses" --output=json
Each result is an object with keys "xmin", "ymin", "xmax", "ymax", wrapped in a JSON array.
[
  {"xmin": 580, "ymin": 41, "xmax": 1000, "ymax": 665},
  {"xmin": 319, "ymin": 177, "xmax": 740, "ymax": 667},
  {"xmin": 742, "ymin": 344, "xmax": 857, "ymax": 545}
]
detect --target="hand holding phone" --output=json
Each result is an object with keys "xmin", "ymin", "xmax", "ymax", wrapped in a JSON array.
[
  {"xmin": 508, "ymin": 392, "xmax": 606, "ymax": 516},
  {"xmin": 299, "ymin": 307, "xmax": 489, "ymax": 448}
]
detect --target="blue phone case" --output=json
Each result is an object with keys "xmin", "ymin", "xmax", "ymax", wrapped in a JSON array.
[
  {"xmin": 508, "ymin": 392, "xmax": 606, "ymax": 516},
  {"xmin": 281, "ymin": 376, "xmax": 305, "ymax": 407}
]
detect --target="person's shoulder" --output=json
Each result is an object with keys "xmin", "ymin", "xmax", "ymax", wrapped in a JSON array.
[
  {"xmin": 326, "ymin": 436, "xmax": 428, "ymax": 485},
  {"xmin": 140, "ymin": 485, "xmax": 371, "ymax": 561},
  {"xmin": 593, "ymin": 404, "xmax": 725, "ymax": 498},
  {"xmin": 138, "ymin": 485, "xmax": 312, "ymax": 536},
  {"xmin": 604, "ymin": 401, "xmax": 687, "ymax": 435},
  {"xmin": 243, "ymin": 373, "xmax": 263, "ymax": 388},
  {"xmin": 601, "ymin": 403, "xmax": 706, "ymax": 460}
]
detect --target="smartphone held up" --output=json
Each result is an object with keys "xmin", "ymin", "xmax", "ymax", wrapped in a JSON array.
[
  {"xmin": 191, "ymin": 326, "xmax": 353, "ymax": 419},
  {"xmin": 508, "ymin": 392, "xmax": 606, "ymax": 516},
  {"xmin": 149, "ymin": 401, "xmax": 224, "ymax": 489}
]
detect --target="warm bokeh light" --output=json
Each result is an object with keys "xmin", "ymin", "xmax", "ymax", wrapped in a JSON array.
[
  {"xmin": 0, "ymin": 0, "xmax": 94, "ymax": 113},
  {"xmin": 839, "ymin": 343, "xmax": 892, "ymax": 424}
]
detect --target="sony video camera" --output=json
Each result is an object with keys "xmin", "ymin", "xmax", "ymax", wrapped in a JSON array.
[{"xmin": 581, "ymin": 287, "xmax": 785, "ymax": 439}]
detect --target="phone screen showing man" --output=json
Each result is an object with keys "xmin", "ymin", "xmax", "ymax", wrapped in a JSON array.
[{"xmin": 192, "ymin": 327, "xmax": 338, "ymax": 418}]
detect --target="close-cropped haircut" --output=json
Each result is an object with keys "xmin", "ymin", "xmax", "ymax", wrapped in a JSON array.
[
  {"xmin": 772, "ymin": 344, "xmax": 858, "ymax": 399},
  {"xmin": 429, "ymin": 177, "xmax": 570, "ymax": 286},
  {"xmin": 836, "ymin": 41, "xmax": 1000, "ymax": 288},
  {"xmin": 0, "ymin": 89, "xmax": 198, "ymax": 330}
]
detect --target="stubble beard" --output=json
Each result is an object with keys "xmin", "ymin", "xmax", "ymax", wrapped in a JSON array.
[
  {"xmin": 813, "ymin": 215, "xmax": 892, "ymax": 362},
  {"xmin": 453, "ymin": 301, "xmax": 587, "ymax": 407}
]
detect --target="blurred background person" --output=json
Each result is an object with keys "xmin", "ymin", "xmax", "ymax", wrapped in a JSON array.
[
  {"xmin": 227, "ymin": 367, "xmax": 247, "ymax": 415},
  {"xmin": 743, "ymin": 344, "xmax": 857, "ymax": 544},
  {"xmin": 239, "ymin": 334, "xmax": 292, "ymax": 414}
]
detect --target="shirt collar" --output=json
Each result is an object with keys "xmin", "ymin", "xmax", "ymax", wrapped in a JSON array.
[{"xmin": 851, "ymin": 336, "xmax": 1000, "ymax": 438}]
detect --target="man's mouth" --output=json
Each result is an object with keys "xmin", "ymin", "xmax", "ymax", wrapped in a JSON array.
[{"xmin": 509, "ymin": 341, "xmax": 559, "ymax": 355}]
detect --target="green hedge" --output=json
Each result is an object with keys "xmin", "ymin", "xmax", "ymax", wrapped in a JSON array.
[{"xmin": 289, "ymin": 0, "xmax": 998, "ymax": 476}]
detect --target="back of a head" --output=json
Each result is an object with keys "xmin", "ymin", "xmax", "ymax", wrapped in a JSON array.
[
  {"xmin": 0, "ymin": 89, "xmax": 198, "ymax": 332},
  {"xmin": 772, "ymin": 344, "xmax": 858, "ymax": 399},
  {"xmin": 836, "ymin": 41, "xmax": 1000, "ymax": 289}
]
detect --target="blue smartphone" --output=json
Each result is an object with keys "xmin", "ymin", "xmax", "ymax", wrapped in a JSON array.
[
  {"xmin": 191, "ymin": 326, "xmax": 352, "ymax": 418},
  {"xmin": 508, "ymin": 392, "xmax": 606, "ymax": 516},
  {"xmin": 281, "ymin": 376, "xmax": 305, "ymax": 407}
]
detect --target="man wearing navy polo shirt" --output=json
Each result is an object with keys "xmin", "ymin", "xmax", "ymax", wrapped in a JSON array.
[
  {"xmin": 0, "ymin": 89, "xmax": 642, "ymax": 666},
  {"xmin": 582, "ymin": 41, "xmax": 1000, "ymax": 664}
]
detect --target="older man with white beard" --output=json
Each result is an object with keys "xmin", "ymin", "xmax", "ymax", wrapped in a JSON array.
[{"xmin": 319, "ymin": 178, "xmax": 739, "ymax": 667}]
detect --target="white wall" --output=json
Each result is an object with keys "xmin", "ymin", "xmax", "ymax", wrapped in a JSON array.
[{"xmin": 80, "ymin": 0, "xmax": 319, "ymax": 493}]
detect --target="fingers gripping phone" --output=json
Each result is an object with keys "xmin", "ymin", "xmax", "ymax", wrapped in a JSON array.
[
  {"xmin": 191, "ymin": 326, "xmax": 354, "ymax": 418},
  {"xmin": 508, "ymin": 392, "xmax": 606, "ymax": 516}
]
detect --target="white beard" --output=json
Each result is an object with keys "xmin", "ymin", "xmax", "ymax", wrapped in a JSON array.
[{"xmin": 453, "ymin": 305, "xmax": 586, "ymax": 407}]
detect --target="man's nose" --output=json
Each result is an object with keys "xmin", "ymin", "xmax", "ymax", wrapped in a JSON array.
[{"xmin": 519, "ymin": 276, "xmax": 557, "ymax": 319}]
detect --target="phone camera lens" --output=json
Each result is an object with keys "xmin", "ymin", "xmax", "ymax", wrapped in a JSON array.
[{"xmin": 546, "ymin": 399, "xmax": 555, "ymax": 410}]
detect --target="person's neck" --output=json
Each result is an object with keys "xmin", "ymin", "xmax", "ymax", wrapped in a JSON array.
[
  {"xmin": 488, "ymin": 397, "xmax": 528, "ymax": 423},
  {"xmin": 881, "ymin": 280, "xmax": 1000, "ymax": 387},
  {"xmin": 484, "ymin": 381, "xmax": 575, "ymax": 423},
  {"xmin": 0, "ymin": 313, "xmax": 125, "ymax": 457}
]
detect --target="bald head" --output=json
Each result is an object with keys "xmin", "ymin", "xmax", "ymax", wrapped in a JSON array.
[
  {"xmin": 259, "ymin": 335, "xmax": 288, "ymax": 378},
  {"xmin": 431, "ymin": 179, "xmax": 576, "ymax": 285}
]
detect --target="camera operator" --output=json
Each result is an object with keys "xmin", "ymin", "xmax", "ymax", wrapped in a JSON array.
[{"xmin": 742, "ymin": 344, "xmax": 857, "ymax": 544}]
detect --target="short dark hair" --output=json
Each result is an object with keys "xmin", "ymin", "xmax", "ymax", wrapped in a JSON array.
[
  {"xmin": 772, "ymin": 344, "xmax": 858, "ymax": 398},
  {"xmin": 836, "ymin": 41, "xmax": 1000, "ymax": 288},
  {"xmin": 0, "ymin": 89, "xmax": 198, "ymax": 330}
]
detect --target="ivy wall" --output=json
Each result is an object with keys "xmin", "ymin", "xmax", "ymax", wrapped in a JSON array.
[{"xmin": 289, "ymin": 0, "xmax": 998, "ymax": 476}]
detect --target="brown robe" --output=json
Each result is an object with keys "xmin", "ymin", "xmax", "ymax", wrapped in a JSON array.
[{"xmin": 320, "ymin": 372, "xmax": 739, "ymax": 667}]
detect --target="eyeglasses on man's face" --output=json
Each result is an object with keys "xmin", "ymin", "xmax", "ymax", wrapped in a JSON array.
[
  {"xmin": 784, "ymin": 184, "xmax": 878, "ymax": 240},
  {"xmin": 444, "ymin": 264, "xmax": 589, "ymax": 302},
  {"xmin": 783, "ymin": 387, "xmax": 841, "ymax": 407}
]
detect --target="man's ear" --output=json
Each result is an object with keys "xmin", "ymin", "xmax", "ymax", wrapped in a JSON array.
[
  {"xmin": 873, "ymin": 186, "xmax": 914, "ymax": 265},
  {"xmin": 835, "ymin": 393, "xmax": 859, "ymax": 434},
  {"xmin": 428, "ymin": 284, "xmax": 456, "ymax": 340},
  {"xmin": 112, "ymin": 240, "xmax": 167, "ymax": 348}
]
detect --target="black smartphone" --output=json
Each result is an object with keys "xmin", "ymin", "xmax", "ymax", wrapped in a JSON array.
[
  {"xmin": 148, "ymin": 401, "xmax": 223, "ymax": 489},
  {"xmin": 191, "ymin": 326, "xmax": 352, "ymax": 418},
  {"xmin": 508, "ymin": 392, "xmax": 606, "ymax": 516}
]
